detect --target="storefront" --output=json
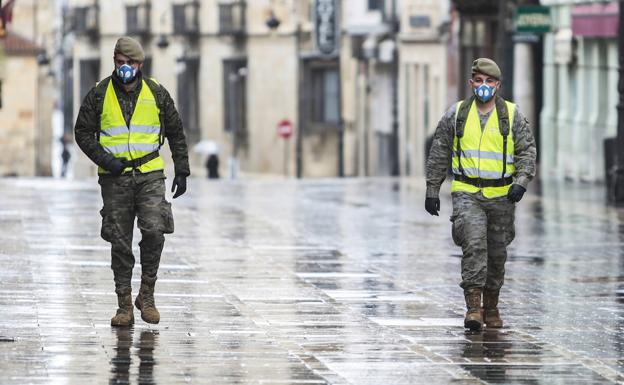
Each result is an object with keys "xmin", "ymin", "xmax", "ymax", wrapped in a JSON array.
[{"xmin": 540, "ymin": 0, "xmax": 618, "ymax": 182}]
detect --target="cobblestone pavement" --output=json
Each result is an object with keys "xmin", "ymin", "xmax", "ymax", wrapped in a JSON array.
[{"xmin": 1, "ymin": 177, "xmax": 623, "ymax": 384}]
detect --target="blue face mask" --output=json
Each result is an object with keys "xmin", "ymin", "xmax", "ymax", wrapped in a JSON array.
[
  {"xmin": 116, "ymin": 64, "xmax": 137, "ymax": 84},
  {"xmin": 474, "ymin": 84, "xmax": 496, "ymax": 103}
]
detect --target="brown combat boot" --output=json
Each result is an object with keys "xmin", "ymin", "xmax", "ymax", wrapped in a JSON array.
[
  {"xmin": 483, "ymin": 289, "xmax": 503, "ymax": 328},
  {"xmin": 464, "ymin": 287, "xmax": 483, "ymax": 331},
  {"xmin": 135, "ymin": 275, "xmax": 160, "ymax": 324},
  {"xmin": 111, "ymin": 289, "xmax": 134, "ymax": 327}
]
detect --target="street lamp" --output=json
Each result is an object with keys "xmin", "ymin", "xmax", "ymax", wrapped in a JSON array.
[
  {"xmin": 156, "ymin": 34, "xmax": 169, "ymax": 49},
  {"xmin": 265, "ymin": 10, "xmax": 280, "ymax": 30}
]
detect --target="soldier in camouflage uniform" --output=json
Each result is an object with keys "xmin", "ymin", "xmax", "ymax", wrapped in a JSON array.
[
  {"xmin": 425, "ymin": 58, "xmax": 536, "ymax": 330},
  {"xmin": 74, "ymin": 37, "xmax": 190, "ymax": 326}
]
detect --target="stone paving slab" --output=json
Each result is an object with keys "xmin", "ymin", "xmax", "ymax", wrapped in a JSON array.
[{"xmin": 0, "ymin": 177, "xmax": 624, "ymax": 384}]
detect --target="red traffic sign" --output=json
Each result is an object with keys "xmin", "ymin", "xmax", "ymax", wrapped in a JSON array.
[{"xmin": 277, "ymin": 119, "xmax": 293, "ymax": 139}]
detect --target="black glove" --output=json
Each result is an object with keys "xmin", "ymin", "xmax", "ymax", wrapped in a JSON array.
[
  {"xmin": 425, "ymin": 197, "xmax": 440, "ymax": 216},
  {"xmin": 107, "ymin": 158, "xmax": 127, "ymax": 176},
  {"xmin": 507, "ymin": 184, "xmax": 526, "ymax": 203},
  {"xmin": 171, "ymin": 175, "xmax": 187, "ymax": 199}
]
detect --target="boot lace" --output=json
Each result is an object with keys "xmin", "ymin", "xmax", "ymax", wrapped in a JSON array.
[{"xmin": 142, "ymin": 290, "xmax": 155, "ymax": 308}]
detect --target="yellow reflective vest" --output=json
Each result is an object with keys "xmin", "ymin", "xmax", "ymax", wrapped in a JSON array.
[
  {"xmin": 98, "ymin": 79, "xmax": 164, "ymax": 174},
  {"xmin": 451, "ymin": 99, "xmax": 516, "ymax": 199}
]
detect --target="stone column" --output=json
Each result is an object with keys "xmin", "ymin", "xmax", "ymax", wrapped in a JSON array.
[
  {"xmin": 513, "ymin": 42, "xmax": 535, "ymax": 131},
  {"xmin": 540, "ymin": 32, "xmax": 558, "ymax": 179},
  {"xmin": 555, "ymin": 6, "xmax": 572, "ymax": 180},
  {"xmin": 555, "ymin": 62, "xmax": 571, "ymax": 180},
  {"xmin": 589, "ymin": 41, "xmax": 610, "ymax": 182},
  {"xmin": 579, "ymin": 39, "xmax": 607, "ymax": 182},
  {"xmin": 571, "ymin": 38, "xmax": 588, "ymax": 181}
]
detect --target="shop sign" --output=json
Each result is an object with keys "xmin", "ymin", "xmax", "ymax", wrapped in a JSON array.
[
  {"xmin": 314, "ymin": 0, "xmax": 339, "ymax": 56},
  {"xmin": 515, "ymin": 6, "xmax": 551, "ymax": 34}
]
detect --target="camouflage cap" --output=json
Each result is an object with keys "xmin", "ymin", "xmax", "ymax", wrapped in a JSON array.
[
  {"xmin": 114, "ymin": 36, "xmax": 145, "ymax": 62},
  {"xmin": 471, "ymin": 58, "xmax": 501, "ymax": 80}
]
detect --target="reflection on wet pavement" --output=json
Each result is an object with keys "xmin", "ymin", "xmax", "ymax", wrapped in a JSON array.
[
  {"xmin": 108, "ymin": 328, "xmax": 158, "ymax": 385},
  {"xmin": 0, "ymin": 178, "xmax": 624, "ymax": 384}
]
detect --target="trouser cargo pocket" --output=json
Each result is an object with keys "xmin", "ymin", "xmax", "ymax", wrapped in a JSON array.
[
  {"xmin": 451, "ymin": 214, "xmax": 463, "ymax": 247},
  {"xmin": 159, "ymin": 201, "xmax": 174, "ymax": 234},
  {"xmin": 100, "ymin": 208, "xmax": 116, "ymax": 242}
]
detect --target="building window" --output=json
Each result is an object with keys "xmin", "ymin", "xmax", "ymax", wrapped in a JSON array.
[
  {"xmin": 79, "ymin": 59, "xmax": 100, "ymax": 103},
  {"xmin": 126, "ymin": 4, "xmax": 150, "ymax": 35},
  {"xmin": 73, "ymin": 6, "xmax": 98, "ymax": 35},
  {"xmin": 223, "ymin": 59, "xmax": 247, "ymax": 140},
  {"xmin": 218, "ymin": 1, "xmax": 246, "ymax": 36},
  {"xmin": 177, "ymin": 58, "xmax": 200, "ymax": 144},
  {"xmin": 308, "ymin": 65, "xmax": 340, "ymax": 124},
  {"xmin": 459, "ymin": 16, "xmax": 497, "ymax": 98},
  {"xmin": 173, "ymin": 2, "xmax": 199, "ymax": 35},
  {"xmin": 368, "ymin": 0, "xmax": 384, "ymax": 11}
]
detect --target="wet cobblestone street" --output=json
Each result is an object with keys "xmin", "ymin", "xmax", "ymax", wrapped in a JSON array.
[{"xmin": 1, "ymin": 177, "xmax": 624, "ymax": 384}]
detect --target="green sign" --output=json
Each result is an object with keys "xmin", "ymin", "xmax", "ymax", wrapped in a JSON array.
[{"xmin": 515, "ymin": 6, "xmax": 551, "ymax": 34}]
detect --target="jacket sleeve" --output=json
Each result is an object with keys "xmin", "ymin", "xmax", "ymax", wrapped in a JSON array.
[
  {"xmin": 160, "ymin": 86, "xmax": 190, "ymax": 177},
  {"xmin": 425, "ymin": 104, "xmax": 457, "ymax": 198},
  {"xmin": 511, "ymin": 108, "xmax": 537, "ymax": 189},
  {"xmin": 74, "ymin": 87, "xmax": 117, "ymax": 170}
]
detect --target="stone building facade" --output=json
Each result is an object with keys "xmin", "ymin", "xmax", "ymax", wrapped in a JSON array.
[
  {"xmin": 539, "ymin": 0, "xmax": 618, "ymax": 183},
  {"xmin": 62, "ymin": 0, "xmax": 452, "ymax": 179},
  {"xmin": 0, "ymin": 0, "xmax": 55, "ymax": 177}
]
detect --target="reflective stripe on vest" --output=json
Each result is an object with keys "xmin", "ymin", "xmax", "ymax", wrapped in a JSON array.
[
  {"xmin": 451, "ymin": 99, "xmax": 516, "ymax": 199},
  {"xmin": 98, "ymin": 79, "xmax": 164, "ymax": 174}
]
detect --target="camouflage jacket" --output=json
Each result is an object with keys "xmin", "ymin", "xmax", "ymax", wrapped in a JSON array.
[
  {"xmin": 425, "ymin": 100, "xmax": 537, "ymax": 198},
  {"xmin": 74, "ymin": 71, "xmax": 190, "ymax": 177}
]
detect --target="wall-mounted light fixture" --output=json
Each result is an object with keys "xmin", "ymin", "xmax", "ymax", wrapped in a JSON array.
[{"xmin": 266, "ymin": 10, "xmax": 280, "ymax": 30}]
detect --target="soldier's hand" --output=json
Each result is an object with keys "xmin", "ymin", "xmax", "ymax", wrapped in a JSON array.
[
  {"xmin": 425, "ymin": 197, "xmax": 440, "ymax": 216},
  {"xmin": 171, "ymin": 175, "xmax": 187, "ymax": 199},
  {"xmin": 507, "ymin": 184, "xmax": 526, "ymax": 203},
  {"xmin": 108, "ymin": 158, "xmax": 127, "ymax": 176}
]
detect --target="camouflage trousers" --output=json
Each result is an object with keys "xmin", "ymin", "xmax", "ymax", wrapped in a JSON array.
[
  {"xmin": 98, "ymin": 171, "xmax": 174, "ymax": 294},
  {"xmin": 450, "ymin": 191, "xmax": 515, "ymax": 290}
]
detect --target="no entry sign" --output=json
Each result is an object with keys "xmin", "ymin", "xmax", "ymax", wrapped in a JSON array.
[{"xmin": 277, "ymin": 119, "xmax": 293, "ymax": 139}]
